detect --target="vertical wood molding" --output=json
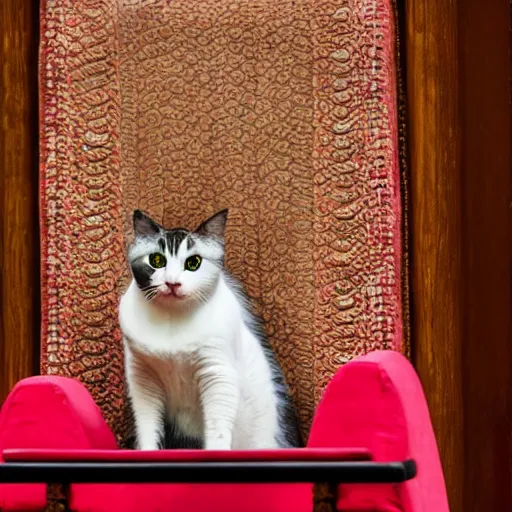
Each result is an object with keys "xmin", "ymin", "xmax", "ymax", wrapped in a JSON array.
[
  {"xmin": 0, "ymin": 1, "xmax": 40, "ymax": 403},
  {"xmin": 405, "ymin": 1, "xmax": 464, "ymax": 511},
  {"xmin": 406, "ymin": 0, "xmax": 512, "ymax": 510},
  {"xmin": 460, "ymin": 0, "xmax": 512, "ymax": 510}
]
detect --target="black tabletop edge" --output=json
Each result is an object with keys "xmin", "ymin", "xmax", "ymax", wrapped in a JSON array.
[{"xmin": 0, "ymin": 459, "xmax": 417, "ymax": 484}]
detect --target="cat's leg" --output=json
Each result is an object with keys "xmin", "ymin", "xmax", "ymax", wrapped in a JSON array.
[
  {"xmin": 196, "ymin": 344, "xmax": 239, "ymax": 450},
  {"xmin": 236, "ymin": 385, "xmax": 281, "ymax": 449},
  {"xmin": 125, "ymin": 347, "xmax": 165, "ymax": 450}
]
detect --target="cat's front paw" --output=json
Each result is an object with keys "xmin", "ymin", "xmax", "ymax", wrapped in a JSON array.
[
  {"xmin": 205, "ymin": 432, "xmax": 232, "ymax": 450},
  {"xmin": 137, "ymin": 439, "xmax": 160, "ymax": 451}
]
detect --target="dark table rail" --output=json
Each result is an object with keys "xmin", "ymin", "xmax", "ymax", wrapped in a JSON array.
[{"xmin": 0, "ymin": 460, "xmax": 416, "ymax": 484}]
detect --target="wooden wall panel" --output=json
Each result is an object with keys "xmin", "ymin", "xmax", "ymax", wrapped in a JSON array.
[
  {"xmin": 405, "ymin": 1, "xmax": 464, "ymax": 509},
  {"xmin": 459, "ymin": 0, "xmax": 512, "ymax": 510},
  {"xmin": 0, "ymin": 1, "xmax": 40, "ymax": 403},
  {"xmin": 405, "ymin": 0, "xmax": 512, "ymax": 511}
]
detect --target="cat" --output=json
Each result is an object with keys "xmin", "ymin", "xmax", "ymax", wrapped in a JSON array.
[{"xmin": 119, "ymin": 208, "xmax": 302, "ymax": 450}]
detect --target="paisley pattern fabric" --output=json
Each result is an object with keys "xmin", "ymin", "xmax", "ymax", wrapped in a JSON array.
[{"xmin": 40, "ymin": 0, "xmax": 406, "ymax": 443}]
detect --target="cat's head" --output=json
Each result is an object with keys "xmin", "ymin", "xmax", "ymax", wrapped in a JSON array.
[{"xmin": 128, "ymin": 209, "xmax": 228, "ymax": 307}]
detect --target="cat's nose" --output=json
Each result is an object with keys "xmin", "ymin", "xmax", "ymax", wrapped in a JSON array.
[{"xmin": 166, "ymin": 282, "xmax": 182, "ymax": 293}]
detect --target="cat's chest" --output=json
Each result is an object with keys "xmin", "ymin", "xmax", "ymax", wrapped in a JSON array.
[
  {"xmin": 137, "ymin": 317, "xmax": 205, "ymax": 353},
  {"xmin": 122, "ymin": 306, "xmax": 211, "ymax": 354},
  {"xmin": 149, "ymin": 354, "xmax": 203, "ymax": 436},
  {"xmin": 122, "ymin": 303, "xmax": 237, "ymax": 356},
  {"xmin": 151, "ymin": 355, "xmax": 199, "ymax": 406}
]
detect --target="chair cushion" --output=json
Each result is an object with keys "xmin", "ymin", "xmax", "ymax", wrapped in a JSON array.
[{"xmin": 71, "ymin": 483, "xmax": 312, "ymax": 512}]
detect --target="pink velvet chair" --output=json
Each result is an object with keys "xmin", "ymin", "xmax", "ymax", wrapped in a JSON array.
[{"xmin": 0, "ymin": 350, "xmax": 449, "ymax": 511}]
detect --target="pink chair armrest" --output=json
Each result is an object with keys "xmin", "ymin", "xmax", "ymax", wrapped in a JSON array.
[
  {"xmin": 0, "ymin": 376, "xmax": 117, "ymax": 451},
  {"xmin": 0, "ymin": 376, "xmax": 117, "ymax": 511},
  {"xmin": 308, "ymin": 350, "xmax": 449, "ymax": 512}
]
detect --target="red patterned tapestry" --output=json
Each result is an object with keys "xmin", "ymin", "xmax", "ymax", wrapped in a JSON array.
[{"xmin": 40, "ymin": 0, "xmax": 406, "ymax": 443}]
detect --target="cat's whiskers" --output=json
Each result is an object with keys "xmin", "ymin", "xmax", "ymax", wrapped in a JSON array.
[
  {"xmin": 144, "ymin": 288, "xmax": 159, "ymax": 302},
  {"xmin": 140, "ymin": 284, "xmax": 157, "ymax": 292},
  {"xmin": 192, "ymin": 289, "xmax": 209, "ymax": 305},
  {"xmin": 146, "ymin": 292, "xmax": 158, "ymax": 302}
]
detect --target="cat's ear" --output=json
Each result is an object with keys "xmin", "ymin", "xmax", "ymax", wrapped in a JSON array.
[
  {"xmin": 133, "ymin": 210, "xmax": 161, "ymax": 237},
  {"xmin": 195, "ymin": 209, "xmax": 228, "ymax": 239}
]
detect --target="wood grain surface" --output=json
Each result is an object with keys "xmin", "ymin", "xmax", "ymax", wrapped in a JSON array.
[
  {"xmin": 0, "ymin": 0, "xmax": 40, "ymax": 403},
  {"xmin": 459, "ymin": 0, "xmax": 512, "ymax": 510},
  {"xmin": 406, "ymin": 0, "xmax": 512, "ymax": 510},
  {"xmin": 405, "ymin": 1, "xmax": 464, "ymax": 510}
]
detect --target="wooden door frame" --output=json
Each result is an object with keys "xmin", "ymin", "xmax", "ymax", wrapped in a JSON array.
[
  {"xmin": 405, "ymin": 0, "xmax": 512, "ymax": 511},
  {"xmin": 0, "ymin": 1, "xmax": 40, "ymax": 404}
]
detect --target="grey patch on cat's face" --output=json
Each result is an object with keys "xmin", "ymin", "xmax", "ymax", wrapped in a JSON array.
[
  {"xmin": 131, "ymin": 257, "xmax": 155, "ymax": 290},
  {"xmin": 129, "ymin": 211, "xmax": 162, "ymax": 293}
]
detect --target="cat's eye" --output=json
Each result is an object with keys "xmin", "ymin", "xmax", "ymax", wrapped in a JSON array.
[
  {"xmin": 185, "ymin": 255, "xmax": 202, "ymax": 272},
  {"xmin": 149, "ymin": 253, "xmax": 167, "ymax": 269}
]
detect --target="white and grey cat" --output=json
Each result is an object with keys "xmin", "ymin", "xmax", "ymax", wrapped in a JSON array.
[{"xmin": 119, "ymin": 209, "xmax": 301, "ymax": 450}]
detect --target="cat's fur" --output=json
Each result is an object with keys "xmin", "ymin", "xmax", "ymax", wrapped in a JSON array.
[{"xmin": 119, "ymin": 209, "xmax": 301, "ymax": 450}]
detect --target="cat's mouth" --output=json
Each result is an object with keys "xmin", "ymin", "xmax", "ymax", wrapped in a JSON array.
[{"xmin": 158, "ymin": 286, "xmax": 185, "ymax": 300}]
